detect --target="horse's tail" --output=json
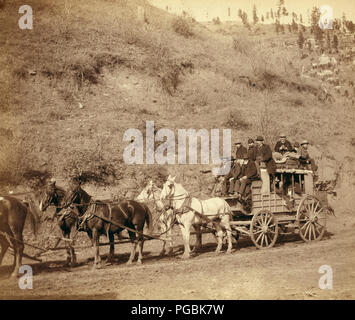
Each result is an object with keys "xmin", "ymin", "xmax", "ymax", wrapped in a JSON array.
[{"xmin": 23, "ymin": 197, "xmax": 40, "ymax": 236}]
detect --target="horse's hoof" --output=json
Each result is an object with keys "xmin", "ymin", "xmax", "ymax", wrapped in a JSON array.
[
  {"xmin": 126, "ymin": 260, "xmax": 133, "ymax": 265},
  {"xmin": 214, "ymin": 251, "xmax": 221, "ymax": 256},
  {"xmin": 137, "ymin": 260, "xmax": 142, "ymax": 265},
  {"xmin": 226, "ymin": 249, "xmax": 232, "ymax": 255},
  {"xmin": 181, "ymin": 254, "xmax": 190, "ymax": 260}
]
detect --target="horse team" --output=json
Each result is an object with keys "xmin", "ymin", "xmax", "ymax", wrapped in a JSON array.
[{"xmin": 0, "ymin": 175, "xmax": 234, "ymax": 277}]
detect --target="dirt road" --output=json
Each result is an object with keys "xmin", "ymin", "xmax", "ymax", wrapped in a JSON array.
[{"xmin": 0, "ymin": 214, "xmax": 354, "ymax": 300}]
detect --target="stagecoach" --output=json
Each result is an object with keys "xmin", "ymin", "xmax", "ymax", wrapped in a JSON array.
[{"xmin": 221, "ymin": 167, "xmax": 330, "ymax": 249}]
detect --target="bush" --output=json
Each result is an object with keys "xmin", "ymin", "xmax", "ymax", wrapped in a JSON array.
[
  {"xmin": 172, "ymin": 17, "xmax": 194, "ymax": 38},
  {"xmin": 224, "ymin": 111, "xmax": 250, "ymax": 130}
]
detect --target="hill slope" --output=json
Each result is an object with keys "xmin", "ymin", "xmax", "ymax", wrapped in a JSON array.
[{"xmin": 0, "ymin": 0, "xmax": 354, "ymax": 211}]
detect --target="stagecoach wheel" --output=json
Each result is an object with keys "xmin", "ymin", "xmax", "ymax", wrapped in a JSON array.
[
  {"xmin": 297, "ymin": 195, "xmax": 326, "ymax": 242},
  {"xmin": 250, "ymin": 210, "xmax": 278, "ymax": 249}
]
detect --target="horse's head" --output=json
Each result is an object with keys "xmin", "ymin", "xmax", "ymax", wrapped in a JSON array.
[
  {"xmin": 160, "ymin": 175, "xmax": 176, "ymax": 200},
  {"xmin": 39, "ymin": 183, "xmax": 58, "ymax": 211}
]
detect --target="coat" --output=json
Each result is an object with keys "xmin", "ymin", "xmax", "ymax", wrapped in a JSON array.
[
  {"xmin": 240, "ymin": 160, "xmax": 258, "ymax": 181},
  {"xmin": 235, "ymin": 145, "xmax": 247, "ymax": 160},
  {"xmin": 255, "ymin": 144, "xmax": 276, "ymax": 175},
  {"xmin": 225, "ymin": 162, "xmax": 242, "ymax": 180},
  {"xmin": 274, "ymin": 140, "xmax": 293, "ymax": 154},
  {"xmin": 247, "ymin": 146, "xmax": 256, "ymax": 161}
]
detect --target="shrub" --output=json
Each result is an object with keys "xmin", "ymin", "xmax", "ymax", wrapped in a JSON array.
[
  {"xmin": 172, "ymin": 17, "xmax": 194, "ymax": 38},
  {"xmin": 224, "ymin": 111, "xmax": 250, "ymax": 130}
]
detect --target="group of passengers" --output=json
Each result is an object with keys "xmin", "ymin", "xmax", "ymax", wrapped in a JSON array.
[{"xmin": 221, "ymin": 134, "xmax": 317, "ymax": 200}]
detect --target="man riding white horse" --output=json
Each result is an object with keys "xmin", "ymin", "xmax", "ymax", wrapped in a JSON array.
[{"xmin": 160, "ymin": 175, "xmax": 233, "ymax": 259}]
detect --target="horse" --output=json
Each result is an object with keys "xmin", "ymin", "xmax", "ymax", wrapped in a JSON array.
[
  {"xmin": 62, "ymin": 184, "xmax": 153, "ymax": 268},
  {"xmin": 136, "ymin": 180, "xmax": 175, "ymax": 256},
  {"xmin": 39, "ymin": 181, "xmax": 78, "ymax": 266},
  {"xmin": 160, "ymin": 175, "xmax": 233, "ymax": 259},
  {"xmin": 0, "ymin": 195, "xmax": 39, "ymax": 277}
]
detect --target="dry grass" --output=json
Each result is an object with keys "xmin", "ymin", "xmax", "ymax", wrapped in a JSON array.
[{"xmin": 0, "ymin": 0, "xmax": 354, "ymax": 197}]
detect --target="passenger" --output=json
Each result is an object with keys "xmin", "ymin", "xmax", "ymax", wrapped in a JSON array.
[
  {"xmin": 233, "ymin": 154, "xmax": 258, "ymax": 200},
  {"xmin": 299, "ymin": 140, "xmax": 318, "ymax": 172},
  {"xmin": 221, "ymin": 159, "xmax": 241, "ymax": 196},
  {"xmin": 255, "ymin": 136, "xmax": 277, "ymax": 182},
  {"xmin": 247, "ymin": 138, "xmax": 256, "ymax": 161},
  {"xmin": 234, "ymin": 141, "xmax": 247, "ymax": 160},
  {"xmin": 274, "ymin": 134, "xmax": 293, "ymax": 155}
]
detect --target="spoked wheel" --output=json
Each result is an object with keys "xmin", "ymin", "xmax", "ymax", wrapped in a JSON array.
[
  {"xmin": 297, "ymin": 195, "xmax": 326, "ymax": 242},
  {"xmin": 250, "ymin": 210, "xmax": 278, "ymax": 249}
]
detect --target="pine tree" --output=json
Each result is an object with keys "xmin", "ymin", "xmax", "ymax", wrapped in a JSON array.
[
  {"xmin": 333, "ymin": 34, "xmax": 339, "ymax": 52},
  {"xmin": 298, "ymin": 31, "xmax": 305, "ymax": 49},
  {"xmin": 292, "ymin": 18, "xmax": 298, "ymax": 32},
  {"xmin": 261, "ymin": 15, "xmax": 264, "ymax": 22},
  {"xmin": 326, "ymin": 31, "xmax": 331, "ymax": 53},
  {"xmin": 253, "ymin": 4, "xmax": 259, "ymax": 24}
]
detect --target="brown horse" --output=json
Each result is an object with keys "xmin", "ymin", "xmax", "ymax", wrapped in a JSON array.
[
  {"xmin": 62, "ymin": 184, "xmax": 153, "ymax": 269},
  {"xmin": 0, "ymin": 195, "xmax": 39, "ymax": 277},
  {"xmin": 39, "ymin": 182, "xmax": 78, "ymax": 266}
]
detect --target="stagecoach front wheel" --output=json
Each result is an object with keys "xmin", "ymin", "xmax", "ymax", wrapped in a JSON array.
[
  {"xmin": 297, "ymin": 195, "xmax": 326, "ymax": 242},
  {"xmin": 250, "ymin": 210, "xmax": 278, "ymax": 249}
]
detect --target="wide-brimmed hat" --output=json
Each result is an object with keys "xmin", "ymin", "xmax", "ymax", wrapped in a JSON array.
[
  {"xmin": 301, "ymin": 140, "xmax": 309, "ymax": 145},
  {"xmin": 234, "ymin": 141, "xmax": 241, "ymax": 145},
  {"xmin": 280, "ymin": 134, "xmax": 286, "ymax": 138},
  {"xmin": 256, "ymin": 136, "xmax": 264, "ymax": 141}
]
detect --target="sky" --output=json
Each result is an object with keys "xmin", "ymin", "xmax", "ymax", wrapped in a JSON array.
[{"xmin": 148, "ymin": 0, "xmax": 355, "ymax": 23}]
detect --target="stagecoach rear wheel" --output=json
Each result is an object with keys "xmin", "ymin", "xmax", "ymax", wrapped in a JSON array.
[
  {"xmin": 297, "ymin": 195, "xmax": 326, "ymax": 242},
  {"xmin": 250, "ymin": 210, "xmax": 278, "ymax": 249}
]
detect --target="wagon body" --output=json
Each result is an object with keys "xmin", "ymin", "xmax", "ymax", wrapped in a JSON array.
[{"xmin": 223, "ymin": 168, "xmax": 329, "ymax": 249}]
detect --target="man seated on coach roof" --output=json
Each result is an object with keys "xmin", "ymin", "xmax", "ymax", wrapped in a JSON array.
[
  {"xmin": 221, "ymin": 157, "xmax": 242, "ymax": 196},
  {"xmin": 233, "ymin": 154, "xmax": 258, "ymax": 200},
  {"xmin": 255, "ymin": 136, "xmax": 276, "ymax": 182},
  {"xmin": 299, "ymin": 140, "xmax": 318, "ymax": 172},
  {"xmin": 247, "ymin": 138, "xmax": 256, "ymax": 161},
  {"xmin": 234, "ymin": 140, "xmax": 247, "ymax": 160},
  {"xmin": 274, "ymin": 134, "xmax": 293, "ymax": 155}
]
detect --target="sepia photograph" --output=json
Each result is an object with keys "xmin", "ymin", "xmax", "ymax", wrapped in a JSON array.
[{"xmin": 0, "ymin": 0, "xmax": 354, "ymax": 303}]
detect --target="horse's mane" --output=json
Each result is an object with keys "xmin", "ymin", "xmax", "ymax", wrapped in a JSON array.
[{"xmin": 173, "ymin": 182, "xmax": 188, "ymax": 196}]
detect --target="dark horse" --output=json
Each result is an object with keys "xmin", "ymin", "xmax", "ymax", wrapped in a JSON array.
[
  {"xmin": 0, "ymin": 195, "xmax": 39, "ymax": 277},
  {"xmin": 62, "ymin": 184, "xmax": 153, "ymax": 269},
  {"xmin": 39, "ymin": 182, "xmax": 78, "ymax": 266}
]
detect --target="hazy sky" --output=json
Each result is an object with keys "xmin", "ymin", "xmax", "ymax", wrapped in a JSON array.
[{"xmin": 148, "ymin": 0, "xmax": 355, "ymax": 22}]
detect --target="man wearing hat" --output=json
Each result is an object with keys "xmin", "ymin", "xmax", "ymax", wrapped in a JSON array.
[
  {"xmin": 233, "ymin": 154, "xmax": 258, "ymax": 200},
  {"xmin": 247, "ymin": 138, "xmax": 256, "ymax": 161},
  {"xmin": 299, "ymin": 140, "xmax": 318, "ymax": 172},
  {"xmin": 221, "ymin": 159, "xmax": 242, "ymax": 196},
  {"xmin": 255, "ymin": 136, "xmax": 276, "ymax": 179},
  {"xmin": 234, "ymin": 141, "xmax": 247, "ymax": 161},
  {"xmin": 274, "ymin": 134, "xmax": 293, "ymax": 155}
]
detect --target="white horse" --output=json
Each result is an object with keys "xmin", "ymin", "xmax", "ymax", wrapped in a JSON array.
[
  {"xmin": 136, "ymin": 180, "xmax": 175, "ymax": 256},
  {"xmin": 160, "ymin": 175, "xmax": 233, "ymax": 259}
]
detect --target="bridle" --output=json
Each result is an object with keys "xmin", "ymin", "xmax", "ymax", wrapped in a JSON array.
[{"xmin": 162, "ymin": 182, "xmax": 190, "ymax": 210}]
